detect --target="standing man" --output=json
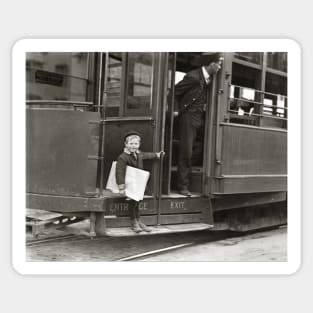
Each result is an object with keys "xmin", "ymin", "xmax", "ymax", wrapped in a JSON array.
[{"xmin": 175, "ymin": 55, "xmax": 223, "ymax": 196}]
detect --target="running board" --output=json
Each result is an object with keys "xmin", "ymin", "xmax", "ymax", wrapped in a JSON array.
[
  {"xmin": 104, "ymin": 223, "xmax": 213, "ymax": 237},
  {"xmin": 162, "ymin": 192, "xmax": 202, "ymax": 198}
]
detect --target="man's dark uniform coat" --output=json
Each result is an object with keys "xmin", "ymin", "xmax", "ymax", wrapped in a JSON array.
[{"xmin": 174, "ymin": 67, "xmax": 210, "ymax": 191}]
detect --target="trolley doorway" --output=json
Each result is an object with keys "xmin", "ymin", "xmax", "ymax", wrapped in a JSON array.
[{"xmin": 162, "ymin": 52, "xmax": 218, "ymax": 196}]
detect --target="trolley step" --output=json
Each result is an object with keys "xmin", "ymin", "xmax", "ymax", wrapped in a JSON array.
[
  {"xmin": 104, "ymin": 223, "xmax": 213, "ymax": 237},
  {"xmin": 26, "ymin": 209, "xmax": 63, "ymax": 238},
  {"xmin": 26, "ymin": 209, "xmax": 84, "ymax": 239},
  {"xmin": 63, "ymin": 221, "xmax": 213, "ymax": 237}
]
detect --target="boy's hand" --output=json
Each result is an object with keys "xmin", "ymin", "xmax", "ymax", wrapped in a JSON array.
[
  {"xmin": 156, "ymin": 151, "xmax": 165, "ymax": 158},
  {"xmin": 118, "ymin": 184, "xmax": 125, "ymax": 196}
]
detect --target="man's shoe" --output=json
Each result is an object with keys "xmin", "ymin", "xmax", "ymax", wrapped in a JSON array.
[
  {"xmin": 131, "ymin": 220, "xmax": 142, "ymax": 233},
  {"xmin": 179, "ymin": 189, "xmax": 192, "ymax": 197},
  {"xmin": 138, "ymin": 220, "xmax": 152, "ymax": 232}
]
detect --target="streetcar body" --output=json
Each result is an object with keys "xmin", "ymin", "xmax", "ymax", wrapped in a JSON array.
[{"xmin": 26, "ymin": 52, "xmax": 287, "ymax": 235}]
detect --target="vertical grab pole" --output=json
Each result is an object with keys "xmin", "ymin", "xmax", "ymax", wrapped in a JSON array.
[
  {"xmin": 93, "ymin": 53, "xmax": 107, "ymax": 236},
  {"xmin": 98, "ymin": 53, "xmax": 106, "ymax": 196},
  {"xmin": 204, "ymin": 56, "xmax": 224, "ymax": 196},
  {"xmin": 156, "ymin": 53, "xmax": 168, "ymax": 225},
  {"xmin": 157, "ymin": 153, "xmax": 165, "ymax": 225},
  {"xmin": 204, "ymin": 75, "xmax": 217, "ymax": 195},
  {"xmin": 215, "ymin": 56, "xmax": 224, "ymax": 166}
]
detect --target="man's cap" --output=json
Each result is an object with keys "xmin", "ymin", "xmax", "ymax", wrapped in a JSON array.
[
  {"xmin": 200, "ymin": 52, "xmax": 221, "ymax": 65},
  {"xmin": 124, "ymin": 131, "xmax": 142, "ymax": 141}
]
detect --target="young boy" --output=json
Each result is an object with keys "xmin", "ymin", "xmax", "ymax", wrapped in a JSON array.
[{"xmin": 115, "ymin": 131, "xmax": 163, "ymax": 233}]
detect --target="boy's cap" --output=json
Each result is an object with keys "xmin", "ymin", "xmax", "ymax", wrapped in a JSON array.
[{"xmin": 124, "ymin": 131, "xmax": 142, "ymax": 141}]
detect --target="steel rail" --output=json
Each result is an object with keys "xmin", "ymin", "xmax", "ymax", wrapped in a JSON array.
[{"xmin": 115, "ymin": 226, "xmax": 287, "ymax": 261}]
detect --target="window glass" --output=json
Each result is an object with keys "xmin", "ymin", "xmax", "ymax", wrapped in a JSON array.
[
  {"xmin": 229, "ymin": 63, "xmax": 261, "ymax": 125},
  {"xmin": 267, "ymin": 52, "xmax": 287, "ymax": 72},
  {"xmin": 260, "ymin": 71, "xmax": 288, "ymax": 128},
  {"xmin": 26, "ymin": 52, "xmax": 89, "ymax": 101},
  {"xmin": 103, "ymin": 53, "xmax": 123, "ymax": 117},
  {"xmin": 265, "ymin": 72, "xmax": 287, "ymax": 95},
  {"xmin": 263, "ymin": 95, "xmax": 287, "ymax": 117},
  {"xmin": 126, "ymin": 53, "xmax": 153, "ymax": 114},
  {"xmin": 231, "ymin": 63, "xmax": 260, "ymax": 89},
  {"xmin": 263, "ymin": 98, "xmax": 274, "ymax": 115},
  {"xmin": 229, "ymin": 84, "xmax": 258, "ymax": 126},
  {"xmin": 234, "ymin": 52, "xmax": 262, "ymax": 65}
]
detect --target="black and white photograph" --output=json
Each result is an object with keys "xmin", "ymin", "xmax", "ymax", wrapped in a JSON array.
[
  {"xmin": 3, "ymin": 0, "xmax": 312, "ymax": 311},
  {"xmin": 12, "ymin": 39, "xmax": 300, "ymax": 274}
]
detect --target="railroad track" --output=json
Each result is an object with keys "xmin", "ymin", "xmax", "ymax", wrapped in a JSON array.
[
  {"xmin": 26, "ymin": 225, "xmax": 286, "ymax": 261},
  {"xmin": 119, "ymin": 225, "xmax": 286, "ymax": 261},
  {"xmin": 115, "ymin": 229, "xmax": 243, "ymax": 261},
  {"xmin": 26, "ymin": 234, "xmax": 93, "ymax": 247}
]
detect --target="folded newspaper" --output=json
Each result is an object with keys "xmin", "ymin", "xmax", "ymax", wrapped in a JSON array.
[{"xmin": 106, "ymin": 161, "xmax": 150, "ymax": 201}]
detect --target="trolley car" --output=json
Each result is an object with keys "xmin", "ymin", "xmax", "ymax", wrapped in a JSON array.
[{"xmin": 26, "ymin": 51, "xmax": 287, "ymax": 236}]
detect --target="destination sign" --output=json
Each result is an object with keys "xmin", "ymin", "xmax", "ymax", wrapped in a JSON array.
[{"xmin": 35, "ymin": 70, "xmax": 63, "ymax": 86}]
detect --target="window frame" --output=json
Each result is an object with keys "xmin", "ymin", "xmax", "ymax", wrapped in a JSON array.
[
  {"xmin": 26, "ymin": 52, "xmax": 93, "ymax": 109},
  {"xmin": 102, "ymin": 52, "xmax": 156, "ymax": 118},
  {"xmin": 226, "ymin": 52, "xmax": 288, "ymax": 129}
]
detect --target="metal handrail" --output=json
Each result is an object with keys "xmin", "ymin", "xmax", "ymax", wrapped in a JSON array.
[
  {"xmin": 26, "ymin": 100, "xmax": 94, "ymax": 106},
  {"xmin": 231, "ymin": 84, "xmax": 288, "ymax": 99},
  {"xmin": 228, "ymin": 84, "xmax": 288, "ymax": 122},
  {"xmin": 228, "ymin": 110, "xmax": 287, "ymax": 121},
  {"xmin": 230, "ymin": 97, "xmax": 288, "ymax": 110}
]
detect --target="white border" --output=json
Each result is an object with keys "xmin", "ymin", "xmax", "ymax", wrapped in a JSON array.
[{"xmin": 12, "ymin": 39, "xmax": 301, "ymax": 275}]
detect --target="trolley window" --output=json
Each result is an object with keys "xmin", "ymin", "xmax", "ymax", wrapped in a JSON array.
[
  {"xmin": 26, "ymin": 52, "xmax": 90, "ymax": 103},
  {"xmin": 229, "ymin": 63, "xmax": 261, "ymax": 126},
  {"xmin": 267, "ymin": 52, "xmax": 287, "ymax": 72},
  {"xmin": 234, "ymin": 52, "xmax": 262, "ymax": 65},
  {"xmin": 227, "ymin": 57, "xmax": 287, "ymax": 129},
  {"xmin": 103, "ymin": 52, "xmax": 123, "ymax": 117},
  {"xmin": 261, "ymin": 72, "xmax": 287, "ymax": 128},
  {"xmin": 125, "ymin": 53, "xmax": 154, "ymax": 116}
]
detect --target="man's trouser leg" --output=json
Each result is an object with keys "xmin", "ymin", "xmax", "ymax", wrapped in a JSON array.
[{"xmin": 177, "ymin": 112, "xmax": 198, "ymax": 191}]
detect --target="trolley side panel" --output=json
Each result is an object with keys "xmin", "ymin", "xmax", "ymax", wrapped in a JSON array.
[
  {"xmin": 213, "ymin": 124, "xmax": 287, "ymax": 194},
  {"xmin": 26, "ymin": 109, "xmax": 100, "ymax": 196}
]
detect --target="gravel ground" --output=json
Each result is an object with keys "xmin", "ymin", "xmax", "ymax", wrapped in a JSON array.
[
  {"xmin": 141, "ymin": 227, "xmax": 287, "ymax": 262},
  {"xmin": 26, "ymin": 225, "xmax": 287, "ymax": 262}
]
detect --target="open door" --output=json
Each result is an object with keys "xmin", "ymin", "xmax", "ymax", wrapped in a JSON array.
[
  {"xmin": 163, "ymin": 52, "xmax": 208, "ymax": 195},
  {"xmin": 163, "ymin": 52, "xmax": 223, "ymax": 196},
  {"xmin": 159, "ymin": 52, "xmax": 215, "ymax": 227}
]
